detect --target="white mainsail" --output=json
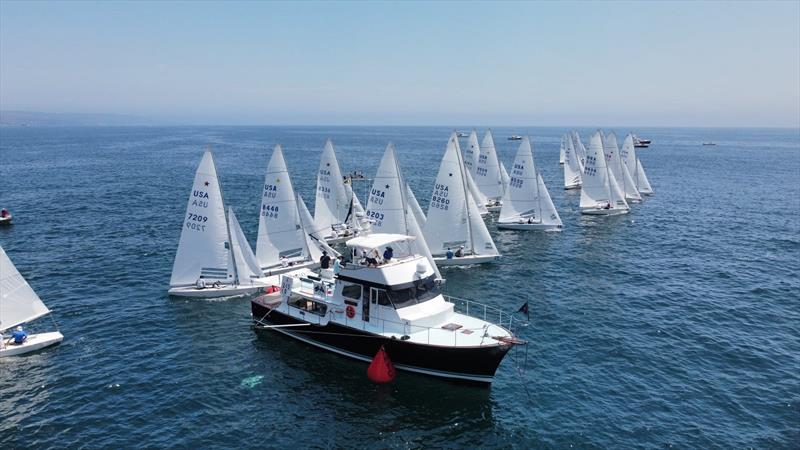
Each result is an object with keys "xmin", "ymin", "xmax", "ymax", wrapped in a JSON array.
[
  {"xmin": 256, "ymin": 145, "xmax": 313, "ymax": 269},
  {"xmin": 0, "ymin": 246, "xmax": 51, "ymax": 332},
  {"xmin": 227, "ymin": 207, "xmax": 264, "ymax": 285},
  {"xmin": 464, "ymin": 130, "xmax": 480, "ymax": 176},
  {"xmin": 313, "ymin": 139, "xmax": 350, "ymax": 234},
  {"xmin": 465, "ymin": 168, "xmax": 489, "ymax": 215},
  {"xmin": 170, "ymin": 150, "xmax": 231, "ymax": 287},
  {"xmin": 499, "ymin": 137, "xmax": 562, "ymax": 228},
  {"xmin": 476, "ymin": 130, "xmax": 505, "ymax": 200},
  {"xmin": 605, "ymin": 132, "xmax": 642, "ymax": 203},
  {"xmin": 564, "ymin": 134, "xmax": 583, "ymax": 189},
  {"xmin": 296, "ymin": 193, "xmax": 337, "ymax": 260},
  {"xmin": 366, "ymin": 144, "xmax": 441, "ymax": 279},
  {"xmin": 579, "ymin": 132, "xmax": 629, "ymax": 214},
  {"xmin": 572, "ymin": 131, "xmax": 588, "ymax": 166},
  {"xmin": 500, "ymin": 161, "xmax": 511, "ymax": 194},
  {"xmin": 344, "ymin": 181, "xmax": 372, "ymax": 233},
  {"xmin": 423, "ymin": 133, "xmax": 499, "ymax": 257},
  {"xmin": 559, "ymin": 135, "xmax": 566, "ymax": 165}
]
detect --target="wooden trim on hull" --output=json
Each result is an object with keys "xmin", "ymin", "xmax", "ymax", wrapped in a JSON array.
[{"xmin": 251, "ymin": 302, "xmax": 513, "ymax": 383}]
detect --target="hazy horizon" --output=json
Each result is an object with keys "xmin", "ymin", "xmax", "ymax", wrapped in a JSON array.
[{"xmin": 1, "ymin": 1, "xmax": 798, "ymax": 127}]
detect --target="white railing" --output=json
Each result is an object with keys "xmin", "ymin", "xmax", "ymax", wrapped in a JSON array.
[{"xmin": 443, "ymin": 295, "xmax": 518, "ymax": 334}]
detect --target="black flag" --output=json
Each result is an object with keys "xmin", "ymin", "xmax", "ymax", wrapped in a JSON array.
[{"xmin": 517, "ymin": 302, "xmax": 530, "ymax": 321}]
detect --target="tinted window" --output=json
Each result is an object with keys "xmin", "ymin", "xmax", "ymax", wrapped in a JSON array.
[
  {"xmin": 389, "ymin": 276, "xmax": 440, "ymax": 309},
  {"xmin": 342, "ymin": 284, "xmax": 362, "ymax": 300}
]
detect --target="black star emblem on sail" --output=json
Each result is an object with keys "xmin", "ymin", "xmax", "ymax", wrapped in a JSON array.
[
  {"xmin": 204, "ymin": 181, "xmax": 209, "ymax": 186},
  {"xmin": 449, "ymin": 173, "xmax": 453, "ymax": 177},
  {"xmin": 385, "ymin": 184, "xmax": 390, "ymax": 189},
  {"xmin": 326, "ymin": 163, "xmax": 330, "ymax": 167}
]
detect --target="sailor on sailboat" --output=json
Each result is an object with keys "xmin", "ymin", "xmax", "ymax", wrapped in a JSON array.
[
  {"xmin": 168, "ymin": 151, "xmax": 276, "ymax": 298},
  {"xmin": 475, "ymin": 130, "xmax": 505, "ymax": 212},
  {"xmin": 498, "ymin": 137, "xmax": 563, "ymax": 230},
  {"xmin": 1, "ymin": 246, "xmax": 63, "ymax": 357},
  {"xmin": 604, "ymin": 132, "xmax": 642, "ymax": 203},
  {"xmin": 423, "ymin": 133, "xmax": 500, "ymax": 265},
  {"xmin": 313, "ymin": 140, "xmax": 365, "ymax": 244},
  {"xmin": 579, "ymin": 132, "xmax": 630, "ymax": 215}
]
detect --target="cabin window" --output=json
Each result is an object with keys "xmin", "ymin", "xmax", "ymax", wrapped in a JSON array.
[
  {"xmin": 342, "ymin": 284, "xmax": 362, "ymax": 300},
  {"xmin": 287, "ymin": 293, "xmax": 328, "ymax": 317},
  {"xmin": 388, "ymin": 275, "xmax": 441, "ymax": 309}
]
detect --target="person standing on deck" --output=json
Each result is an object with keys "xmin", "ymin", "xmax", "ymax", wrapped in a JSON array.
[{"xmin": 320, "ymin": 251, "xmax": 331, "ymax": 269}]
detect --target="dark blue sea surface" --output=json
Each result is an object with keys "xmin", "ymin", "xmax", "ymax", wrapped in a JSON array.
[{"xmin": 0, "ymin": 126, "xmax": 798, "ymax": 448}]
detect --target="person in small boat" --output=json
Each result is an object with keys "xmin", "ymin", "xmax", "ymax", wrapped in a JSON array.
[
  {"xmin": 280, "ymin": 255, "xmax": 288, "ymax": 268},
  {"xmin": 366, "ymin": 249, "xmax": 380, "ymax": 267},
  {"xmin": 527, "ymin": 217, "xmax": 534, "ymax": 224},
  {"xmin": 446, "ymin": 247, "xmax": 454, "ymax": 259},
  {"xmin": 383, "ymin": 247, "xmax": 393, "ymax": 262},
  {"xmin": 330, "ymin": 228, "xmax": 339, "ymax": 239},
  {"xmin": 196, "ymin": 278, "xmax": 206, "ymax": 289},
  {"xmin": 603, "ymin": 202, "xmax": 612, "ymax": 210},
  {"xmin": 11, "ymin": 326, "xmax": 27, "ymax": 345},
  {"xmin": 455, "ymin": 246, "xmax": 464, "ymax": 258},
  {"xmin": 320, "ymin": 251, "xmax": 331, "ymax": 269},
  {"xmin": 0, "ymin": 208, "xmax": 9, "ymax": 218}
]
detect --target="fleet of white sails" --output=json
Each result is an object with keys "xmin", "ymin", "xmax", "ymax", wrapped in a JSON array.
[{"xmin": 166, "ymin": 129, "xmax": 654, "ymax": 297}]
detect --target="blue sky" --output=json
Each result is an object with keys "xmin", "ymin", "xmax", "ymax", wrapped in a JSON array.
[{"xmin": 1, "ymin": 1, "xmax": 798, "ymax": 127}]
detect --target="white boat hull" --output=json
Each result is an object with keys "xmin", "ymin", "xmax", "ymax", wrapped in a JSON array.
[
  {"xmin": 433, "ymin": 254, "xmax": 499, "ymax": 265},
  {"xmin": 564, "ymin": 184, "xmax": 581, "ymax": 190},
  {"xmin": 580, "ymin": 207, "xmax": 629, "ymax": 216},
  {"xmin": 1, "ymin": 331, "xmax": 63, "ymax": 357},
  {"xmin": 0, "ymin": 215, "xmax": 12, "ymax": 225},
  {"xmin": 497, "ymin": 222, "xmax": 563, "ymax": 231},
  {"xmin": 168, "ymin": 284, "xmax": 267, "ymax": 298}
]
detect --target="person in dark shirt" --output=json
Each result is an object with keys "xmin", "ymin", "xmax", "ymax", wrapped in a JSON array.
[
  {"xmin": 455, "ymin": 246, "xmax": 464, "ymax": 257},
  {"xmin": 383, "ymin": 247, "xmax": 393, "ymax": 262},
  {"xmin": 320, "ymin": 251, "xmax": 331, "ymax": 269},
  {"xmin": 446, "ymin": 248, "xmax": 454, "ymax": 259}
]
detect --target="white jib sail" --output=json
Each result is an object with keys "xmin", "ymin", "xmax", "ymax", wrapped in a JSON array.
[
  {"xmin": 620, "ymin": 133, "xmax": 639, "ymax": 184},
  {"xmin": 559, "ymin": 135, "xmax": 566, "ymax": 164},
  {"xmin": 0, "ymin": 246, "xmax": 51, "ymax": 332},
  {"xmin": 170, "ymin": 150, "xmax": 231, "ymax": 287},
  {"xmin": 256, "ymin": 145, "xmax": 310, "ymax": 269},
  {"xmin": 227, "ymin": 208, "xmax": 264, "ymax": 285},
  {"xmin": 572, "ymin": 131, "xmax": 588, "ymax": 167},
  {"xmin": 500, "ymin": 161, "xmax": 511, "ymax": 194},
  {"xmin": 296, "ymin": 193, "xmax": 337, "ymax": 260},
  {"xmin": 499, "ymin": 137, "xmax": 562, "ymax": 227},
  {"xmin": 406, "ymin": 184, "xmax": 427, "ymax": 229},
  {"xmin": 636, "ymin": 158, "xmax": 654, "ymax": 195},
  {"xmin": 580, "ymin": 132, "xmax": 629, "ymax": 212},
  {"xmin": 313, "ymin": 139, "xmax": 350, "ymax": 234},
  {"xmin": 465, "ymin": 168, "xmax": 489, "ymax": 215},
  {"xmin": 424, "ymin": 133, "xmax": 497, "ymax": 256},
  {"xmin": 605, "ymin": 132, "xmax": 642, "ymax": 203},
  {"xmin": 366, "ymin": 143, "xmax": 441, "ymax": 279},
  {"xmin": 564, "ymin": 134, "xmax": 583, "ymax": 189},
  {"xmin": 476, "ymin": 130, "xmax": 505, "ymax": 200},
  {"xmin": 344, "ymin": 181, "xmax": 371, "ymax": 233}
]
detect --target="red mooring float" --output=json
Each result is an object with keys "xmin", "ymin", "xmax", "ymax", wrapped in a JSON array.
[{"xmin": 367, "ymin": 345, "xmax": 396, "ymax": 383}]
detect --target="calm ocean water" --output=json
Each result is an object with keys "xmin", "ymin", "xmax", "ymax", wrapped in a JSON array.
[{"xmin": 0, "ymin": 126, "xmax": 798, "ymax": 448}]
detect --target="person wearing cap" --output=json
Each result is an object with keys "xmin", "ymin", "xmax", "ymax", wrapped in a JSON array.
[
  {"xmin": 446, "ymin": 247, "xmax": 454, "ymax": 260},
  {"xmin": 11, "ymin": 326, "xmax": 27, "ymax": 345},
  {"xmin": 320, "ymin": 251, "xmax": 332, "ymax": 269},
  {"xmin": 455, "ymin": 246, "xmax": 464, "ymax": 257},
  {"xmin": 383, "ymin": 246, "xmax": 394, "ymax": 262}
]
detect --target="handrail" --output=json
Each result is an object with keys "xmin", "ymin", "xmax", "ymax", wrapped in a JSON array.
[{"xmin": 442, "ymin": 294, "xmax": 517, "ymax": 333}]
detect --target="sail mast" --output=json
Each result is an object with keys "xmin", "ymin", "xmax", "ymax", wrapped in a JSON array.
[{"xmin": 452, "ymin": 134, "xmax": 475, "ymax": 253}]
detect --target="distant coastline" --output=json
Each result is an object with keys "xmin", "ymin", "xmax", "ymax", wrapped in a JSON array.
[{"xmin": 0, "ymin": 110, "xmax": 160, "ymax": 127}]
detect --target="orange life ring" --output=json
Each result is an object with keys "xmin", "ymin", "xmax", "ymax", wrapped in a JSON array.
[
  {"xmin": 265, "ymin": 285, "xmax": 281, "ymax": 295},
  {"xmin": 346, "ymin": 305, "xmax": 356, "ymax": 319}
]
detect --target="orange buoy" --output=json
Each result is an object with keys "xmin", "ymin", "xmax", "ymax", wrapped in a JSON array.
[{"xmin": 367, "ymin": 345, "xmax": 396, "ymax": 383}]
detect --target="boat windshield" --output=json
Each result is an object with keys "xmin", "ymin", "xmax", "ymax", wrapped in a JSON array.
[{"xmin": 387, "ymin": 275, "xmax": 440, "ymax": 309}]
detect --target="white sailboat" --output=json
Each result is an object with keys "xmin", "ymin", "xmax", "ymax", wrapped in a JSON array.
[
  {"xmin": 313, "ymin": 140, "xmax": 360, "ymax": 244},
  {"xmin": 604, "ymin": 132, "xmax": 642, "ymax": 203},
  {"xmin": 476, "ymin": 130, "xmax": 505, "ymax": 211},
  {"xmin": 366, "ymin": 144, "xmax": 442, "ymax": 280},
  {"xmin": 257, "ymin": 145, "xmax": 328, "ymax": 276},
  {"xmin": 343, "ymin": 180, "xmax": 373, "ymax": 234},
  {"xmin": 1, "ymin": 246, "xmax": 63, "ymax": 357},
  {"xmin": 498, "ymin": 137, "xmax": 563, "ymax": 230},
  {"xmin": 463, "ymin": 130, "xmax": 490, "ymax": 216},
  {"xmin": 621, "ymin": 134, "xmax": 655, "ymax": 196},
  {"xmin": 559, "ymin": 135, "xmax": 566, "ymax": 165},
  {"xmin": 564, "ymin": 133, "xmax": 583, "ymax": 190},
  {"xmin": 169, "ymin": 151, "xmax": 273, "ymax": 298},
  {"xmin": 572, "ymin": 131, "xmax": 588, "ymax": 167},
  {"xmin": 579, "ymin": 132, "xmax": 630, "ymax": 215},
  {"xmin": 423, "ymin": 133, "xmax": 500, "ymax": 265}
]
